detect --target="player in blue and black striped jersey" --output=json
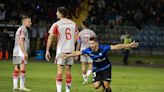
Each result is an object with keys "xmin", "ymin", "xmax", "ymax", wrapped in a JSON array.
[{"xmin": 62, "ymin": 37, "xmax": 139, "ymax": 92}]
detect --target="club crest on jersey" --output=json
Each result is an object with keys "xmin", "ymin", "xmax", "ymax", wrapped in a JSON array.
[{"xmin": 99, "ymin": 53, "xmax": 102, "ymax": 56}]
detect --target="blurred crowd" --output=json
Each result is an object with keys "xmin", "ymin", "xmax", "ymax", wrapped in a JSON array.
[
  {"xmin": 0, "ymin": 0, "xmax": 82, "ymax": 58},
  {"xmin": 86, "ymin": 0, "xmax": 163, "ymax": 29},
  {"xmin": 0, "ymin": 0, "xmax": 163, "ymax": 58},
  {"xmin": 0, "ymin": 0, "xmax": 82, "ymax": 24}
]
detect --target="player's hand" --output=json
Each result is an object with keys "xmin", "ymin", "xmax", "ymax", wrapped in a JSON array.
[
  {"xmin": 45, "ymin": 51, "xmax": 51, "ymax": 61},
  {"xmin": 130, "ymin": 41, "xmax": 139, "ymax": 48},
  {"xmin": 61, "ymin": 54, "xmax": 68, "ymax": 59},
  {"xmin": 24, "ymin": 53, "xmax": 28, "ymax": 60},
  {"xmin": 75, "ymin": 56, "xmax": 79, "ymax": 61}
]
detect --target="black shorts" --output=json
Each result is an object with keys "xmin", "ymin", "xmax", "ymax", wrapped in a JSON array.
[{"xmin": 92, "ymin": 66, "xmax": 112, "ymax": 83}]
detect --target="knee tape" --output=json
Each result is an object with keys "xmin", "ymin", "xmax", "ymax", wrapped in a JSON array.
[
  {"xmin": 66, "ymin": 74, "xmax": 72, "ymax": 83},
  {"xmin": 13, "ymin": 70, "xmax": 19, "ymax": 77},
  {"xmin": 56, "ymin": 74, "xmax": 62, "ymax": 82}
]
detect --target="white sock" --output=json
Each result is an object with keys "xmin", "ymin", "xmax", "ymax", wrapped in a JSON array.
[
  {"xmin": 66, "ymin": 83, "xmax": 71, "ymax": 92},
  {"xmin": 86, "ymin": 69, "xmax": 92, "ymax": 77},
  {"xmin": 13, "ymin": 77, "xmax": 18, "ymax": 88},
  {"xmin": 82, "ymin": 73, "xmax": 88, "ymax": 82},
  {"xmin": 82, "ymin": 73, "xmax": 85, "ymax": 81},
  {"xmin": 56, "ymin": 80, "xmax": 62, "ymax": 92},
  {"xmin": 20, "ymin": 74, "xmax": 25, "ymax": 89},
  {"xmin": 13, "ymin": 70, "xmax": 19, "ymax": 89}
]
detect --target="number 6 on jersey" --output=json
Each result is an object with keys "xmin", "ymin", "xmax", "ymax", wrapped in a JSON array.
[{"xmin": 65, "ymin": 28, "xmax": 71, "ymax": 40}]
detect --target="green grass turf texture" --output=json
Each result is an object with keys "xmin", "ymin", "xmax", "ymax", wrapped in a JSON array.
[{"xmin": 0, "ymin": 57, "xmax": 164, "ymax": 92}]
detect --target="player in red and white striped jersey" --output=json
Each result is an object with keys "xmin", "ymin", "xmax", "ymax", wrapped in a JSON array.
[
  {"xmin": 76, "ymin": 21, "xmax": 96, "ymax": 84},
  {"xmin": 45, "ymin": 7, "xmax": 78, "ymax": 92},
  {"xmin": 12, "ymin": 16, "xmax": 32, "ymax": 91}
]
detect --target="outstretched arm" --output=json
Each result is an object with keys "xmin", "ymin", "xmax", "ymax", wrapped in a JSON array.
[
  {"xmin": 62, "ymin": 51, "xmax": 82, "ymax": 59},
  {"xmin": 111, "ymin": 41, "xmax": 139, "ymax": 50}
]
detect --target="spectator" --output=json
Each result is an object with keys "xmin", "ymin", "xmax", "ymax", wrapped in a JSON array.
[
  {"xmin": 30, "ymin": 24, "xmax": 38, "ymax": 56},
  {"xmin": 38, "ymin": 20, "xmax": 47, "ymax": 49},
  {"xmin": 122, "ymin": 31, "xmax": 132, "ymax": 65},
  {"xmin": 0, "ymin": 3, "xmax": 6, "ymax": 21}
]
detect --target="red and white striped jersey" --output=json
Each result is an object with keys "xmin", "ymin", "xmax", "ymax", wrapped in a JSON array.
[
  {"xmin": 49, "ymin": 18, "xmax": 78, "ymax": 53},
  {"xmin": 78, "ymin": 28, "xmax": 96, "ymax": 50},
  {"xmin": 13, "ymin": 26, "xmax": 29, "ymax": 56}
]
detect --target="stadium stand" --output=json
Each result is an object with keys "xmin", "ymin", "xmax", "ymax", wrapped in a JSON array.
[{"xmin": 0, "ymin": 0, "xmax": 163, "ymax": 57}]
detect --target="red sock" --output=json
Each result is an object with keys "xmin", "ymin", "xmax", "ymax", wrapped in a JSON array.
[{"xmin": 66, "ymin": 73, "xmax": 72, "ymax": 90}]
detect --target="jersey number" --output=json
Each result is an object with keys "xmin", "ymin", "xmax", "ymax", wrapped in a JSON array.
[
  {"xmin": 85, "ymin": 36, "xmax": 89, "ymax": 42},
  {"xmin": 65, "ymin": 28, "xmax": 72, "ymax": 40}
]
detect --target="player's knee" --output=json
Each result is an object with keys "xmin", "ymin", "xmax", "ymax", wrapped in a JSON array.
[
  {"xmin": 93, "ymin": 83, "xmax": 101, "ymax": 89},
  {"xmin": 104, "ymin": 84, "xmax": 110, "ymax": 89},
  {"xmin": 20, "ymin": 70, "xmax": 25, "ymax": 73},
  {"xmin": 14, "ymin": 64, "xmax": 20, "ymax": 70},
  {"xmin": 20, "ymin": 70, "xmax": 26, "ymax": 76},
  {"xmin": 82, "ymin": 70, "xmax": 86, "ymax": 74},
  {"xmin": 65, "ymin": 65, "xmax": 71, "ymax": 74},
  {"xmin": 13, "ymin": 70, "xmax": 19, "ymax": 77},
  {"xmin": 103, "ymin": 81, "xmax": 110, "ymax": 89},
  {"xmin": 93, "ymin": 85, "xmax": 100, "ymax": 89},
  {"xmin": 66, "ymin": 74, "xmax": 72, "ymax": 83},
  {"xmin": 56, "ymin": 74, "xmax": 62, "ymax": 82}
]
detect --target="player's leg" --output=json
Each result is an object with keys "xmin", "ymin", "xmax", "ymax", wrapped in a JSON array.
[
  {"xmin": 81, "ymin": 62, "xmax": 87, "ymax": 83},
  {"xmin": 92, "ymin": 71, "xmax": 103, "ymax": 89},
  {"xmin": 81, "ymin": 55, "xmax": 87, "ymax": 84},
  {"xmin": 65, "ymin": 65, "xmax": 72, "ymax": 92},
  {"xmin": 20, "ymin": 62, "xmax": 25, "ymax": 89},
  {"xmin": 102, "ymin": 81, "xmax": 112, "ymax": 92},
  {"xmin": 13, "ymin": 64, "xmax": 19, "ymax": 90},
  {"xmin": 65, "ymin": 57, "xmax": 74, "ymax": 92},
  {"xmin": 19, "ymin": 61, "xmax": 31, "ymax": 91},
  {"xmin": 86, "ymin": 63, "xmax": 92, "ymax": 77},
  {"xmin": 55, "ymin": 54, "xmax": 66, "ymax": 92},
  {"xmin": 102, "ymin": 66, "xmax": 112, "ymax": 92},
  {"xmin": 93, "ymin": 81, "xmax": 101, "ymax": 89},
  {"xmin": 56, "ymin": 64, "xmax": 63, "ymax": 92},
  {"xmin": 13, "ymin": 56, "xmax": 20, "ymax": 90},
  {"xmin": 86, "ymin": 56, "xmax": 92, "ymax": 78}
]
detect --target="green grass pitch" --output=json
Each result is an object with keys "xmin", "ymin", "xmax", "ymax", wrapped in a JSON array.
[{"xmin": 0, "ymin": 59, "xmax": 164, "ymax": 92}]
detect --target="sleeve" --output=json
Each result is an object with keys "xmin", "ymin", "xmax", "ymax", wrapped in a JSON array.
[
  {"xmin": 19, "ymin": 28, "xmax": 25, "ymax": 38},
  {"xmin": 48, "ymin": 23, "xmax": 58, "ymax": 35},
  {"xmin": 105, "ymin": 45, "xmax": 111, "ymax": 52},
  {"xmin": 81, "ymin": 49, "xmax": 89, "ymax": 55},
  {"xmin": 77, "ymin": 33, "xmax": 81, "ymax": 44},
  {"xmin": 75, "ymin": 25, "xmax": 79, "ymax": 35}
]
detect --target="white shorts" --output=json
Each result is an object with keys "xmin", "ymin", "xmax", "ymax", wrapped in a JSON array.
[
  {"xmin": 54, "ymin": 53, "xmax": 74, "ymax": 65},
  {"xmin": 13, "ymin": 56, "xmax": 27, "ymax": 64},
  {"xmin": 80, "ymin": 55, "xmax": 93, "ymax": 63}
]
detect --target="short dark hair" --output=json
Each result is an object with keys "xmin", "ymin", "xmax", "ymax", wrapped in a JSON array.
[
  {"xmin": 89, "ymin": 37, "xmax": 99, "ymax": 42},
  {"xmin": 82, "ymin": 21, "xmax": 89, "ymax": 27},
  {"xmin": 57, "ymin": 6, "xmax": 68, "ymax": 17}
]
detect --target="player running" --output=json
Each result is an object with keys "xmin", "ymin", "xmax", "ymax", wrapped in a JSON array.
[
  {"xmin": 76, "ymin": 21, "xmax": 96, "ymax": 84},
  {"xmin": 12, "ymin": 16, "xmax": 32, "ymax": 91},
  {"xmin": 45, "ymin": 7, "xmax": 78, "ymax": 92},
  {"xmin": 62, "ymin": 37, "xmax": 139, "ymax": 92}
]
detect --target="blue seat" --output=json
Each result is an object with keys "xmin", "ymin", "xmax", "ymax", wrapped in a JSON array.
[{"xmin": 35, "ymin": 50, "xmax": 45, "ymax": 60}]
